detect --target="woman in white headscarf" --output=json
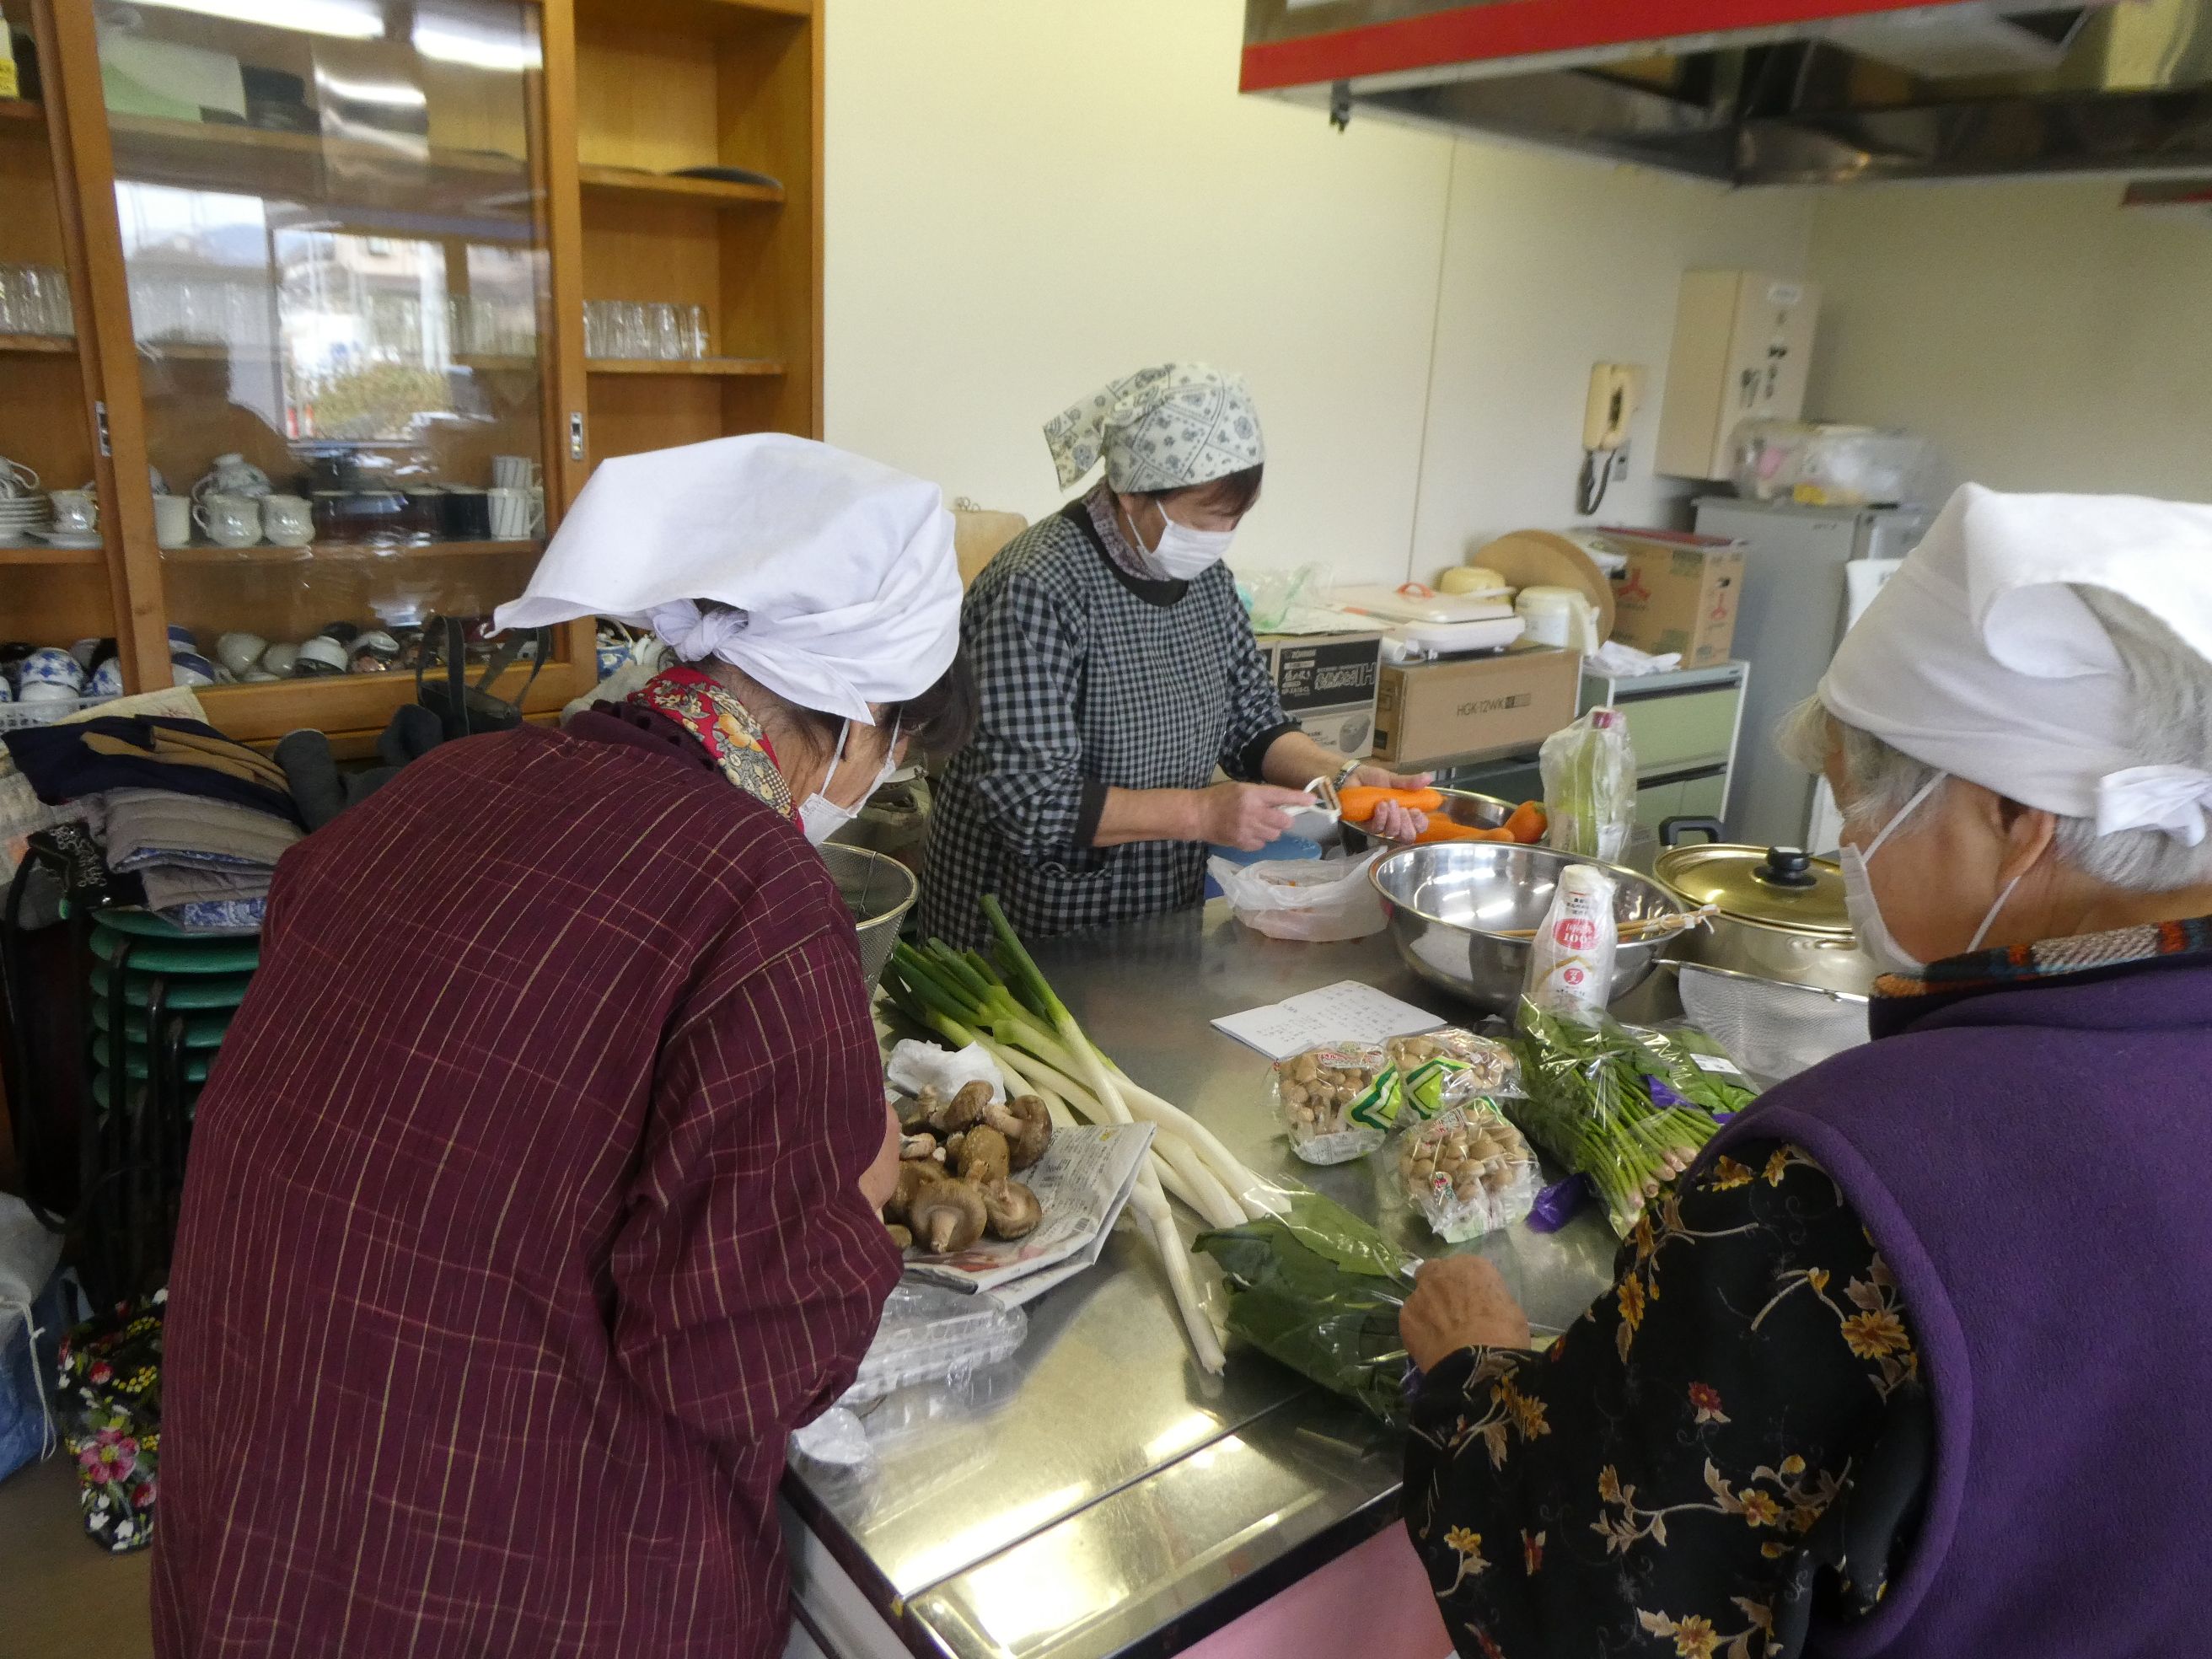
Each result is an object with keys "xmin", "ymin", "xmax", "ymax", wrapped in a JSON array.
[
  {"xmin": 1393, "ymin": 484, "xmax": 2212, "ymax": 1659},
  {"xmin": 921, "ymin": 362, "xmax": 1431, "ymax": 945},
  {"xmin": 154, "ymin": 436, "xmax": 971, "ymax": 1659}
]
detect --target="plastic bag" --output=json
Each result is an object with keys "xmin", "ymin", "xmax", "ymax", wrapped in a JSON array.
[
  {"xmin": 1274, "ymin": 1042, "xmax": 1397, "ymax": 1164},
  {"xmin": 1208, "ymin": 850, "xmax": 1388, "ymax": 942},
  {"xmin": 1621, "ymin": 1020, "xmax": 1758, "ymax": 1118},
  {"xmin": 1523, "ymin": 862, "xmax": 1618, "ymax": 1023},
  {"xmin": 1509, "ymin": 1001, "xmax": 1733, "ymax": 1237},
  {"xmin": 1541, "ymin": 708, "xmax": 1635, "ymax": 862},
  {"xmin": 1241, "ymin": 563, "xmax": 1333, "ymax": 633},
  {"xmin": 0, "ymin": 1195, "xmax": 62, "ymax": 1485},
  {"xmin": 1195, "ymin": 1216, "xmax": 1412, "ymax": 1426},
  {"xmin": 1394, "ymin": 1104, "xmax": 1541, "ymax": 1243},
  {"xmin": 1387, "ymin": 1028, "xmax": 1522, "ymax": 1117},
  {"xmin": 1728, "ymin": 418, "xmax": 1943, "ymax": 507}
]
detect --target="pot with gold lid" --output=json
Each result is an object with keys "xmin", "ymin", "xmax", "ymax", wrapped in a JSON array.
[{"xmin": 1654, "ymin": 819, "xmax": 1876, "ymax": 998}]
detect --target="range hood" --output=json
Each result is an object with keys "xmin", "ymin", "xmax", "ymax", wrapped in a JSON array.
[{"xmin": 1242, "ymin": 0, "xmax": 2212, "ymax": 184}]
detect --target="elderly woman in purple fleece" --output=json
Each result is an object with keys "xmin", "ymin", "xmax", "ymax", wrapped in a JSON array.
[{"xmin": 1395, "ymin": 484, "xmax": 2212, "ymax": 1659}]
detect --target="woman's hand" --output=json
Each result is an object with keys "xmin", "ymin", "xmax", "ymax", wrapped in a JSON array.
[
  {"xmin": 1350, "ymin": 765, "xmax": 1433, "ymax": 841},
  {"xmin": 1198, "ymin": 781, "xmax": 1313, "ymax": 851},
  {"xmin": 859, "ymin": 1099, "xmax": 901, "ymax": 1214},
  {"xmin": 1401, "ymin": 1255, "xmax": 1531, "ymax": 1371}
]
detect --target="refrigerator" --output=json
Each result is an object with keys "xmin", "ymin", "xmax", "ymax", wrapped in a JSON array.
[{"xmin": 1692, "ymin": 497, "xmax": 1933, "ymax": 851}]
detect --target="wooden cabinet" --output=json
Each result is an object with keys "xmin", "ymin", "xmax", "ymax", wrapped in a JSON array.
[{"xmin": 0, "ymin": 0, "xmax": 821, "ymax": 749}]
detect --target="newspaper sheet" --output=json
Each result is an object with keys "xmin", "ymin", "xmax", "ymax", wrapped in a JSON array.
[{"xmin": 901, "ymin": 1122, "xmax": 1154, "ymax": 1306}]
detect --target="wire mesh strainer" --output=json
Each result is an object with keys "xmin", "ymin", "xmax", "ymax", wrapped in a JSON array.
[
  {"xmin": 1676, "ymin": 961, "xmax": 1871, "ymax": 1082},
  {"xmin": 819, "ymin": 843, "xmax": 917, "ymax": 989}
]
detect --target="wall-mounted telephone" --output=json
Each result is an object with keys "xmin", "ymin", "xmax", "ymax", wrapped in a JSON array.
[{"xmin": 1577, "ymin": 362, "xmax": 1644, "ymax": 513}]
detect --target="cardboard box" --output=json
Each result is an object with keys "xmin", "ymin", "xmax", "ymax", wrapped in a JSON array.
[
  {"xmin": 1258, "ymin": 628, "xmax": 1382, "ymax": 760},
  {"xmin": 1605, "ymin": 529, "xmax": 1745, "ymax": 668},
  {"xmin": 1371, "ymin": 645, "xmax": 1581, "ymax": 767}
]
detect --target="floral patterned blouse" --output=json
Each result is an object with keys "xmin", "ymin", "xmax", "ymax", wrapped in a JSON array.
[{"xmin": 1405, "ymin": 1139, "xmax": 1929, "ymax": 1659}]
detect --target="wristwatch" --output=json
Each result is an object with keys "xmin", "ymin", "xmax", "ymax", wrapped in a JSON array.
[{"xmin": 1334, "ymin": 757, "xmax": 1364, "ymax": 789}]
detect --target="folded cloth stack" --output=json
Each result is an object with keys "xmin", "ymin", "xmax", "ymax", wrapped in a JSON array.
[
  {"xmin": 1, "ymin": 716, "xmax": 304, "ymax": 934},
  {"xmin": 3, "ymin": 715, "xmax": 300, "ymax": 826},
  {"xmin": 99, "ymin": 789, "xmax": 301, "ymax": 934}
]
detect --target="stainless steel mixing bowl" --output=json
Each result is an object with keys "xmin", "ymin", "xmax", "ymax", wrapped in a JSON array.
[{"xmin": 1368, "ymin": 842, "xmax": 1688, "ymax": 1016}]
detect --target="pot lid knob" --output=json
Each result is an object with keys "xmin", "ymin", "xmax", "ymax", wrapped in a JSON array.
[{"xmin": 1754, "ymin": 846, "xmax": 1818, "ymax": 889}]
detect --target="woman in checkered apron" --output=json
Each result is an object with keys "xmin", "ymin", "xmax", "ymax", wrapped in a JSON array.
[{"xmin": 921, "ymin": 363, "xmax": 1431, "ymax": 946}]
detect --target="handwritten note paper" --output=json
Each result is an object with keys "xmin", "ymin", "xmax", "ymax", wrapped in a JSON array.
[{"xmin": 1211, "ymin": 979, "xmax": 1445, "ymax": 1061}]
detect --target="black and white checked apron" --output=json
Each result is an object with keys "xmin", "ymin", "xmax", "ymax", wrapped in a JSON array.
[{"xmin": 919, "ymin": 503, "xmax": 1292, "ymax": 946}]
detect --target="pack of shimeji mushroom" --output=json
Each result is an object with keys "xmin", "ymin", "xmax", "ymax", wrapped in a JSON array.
[{"xmin": 883, "ymin": 1076, "xmax": 1155, "ymax": 1306}]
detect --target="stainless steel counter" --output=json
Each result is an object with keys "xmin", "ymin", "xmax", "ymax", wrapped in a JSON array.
[{"xmin": 784, "ymin": 904, "xmax": 1621, "ymax": 1659}]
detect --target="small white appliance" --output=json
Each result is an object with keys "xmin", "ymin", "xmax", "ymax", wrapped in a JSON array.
[{"xmin": 1329, "ymin": 583, "xmax": 1525, "ymax": 658}]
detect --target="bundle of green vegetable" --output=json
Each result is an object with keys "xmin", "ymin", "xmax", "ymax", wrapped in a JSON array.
[
  {"xmin": 884, "ymin": 899, "xmax": 1302, "ymax": 1372},
  {"xmin": 1195, "ymin": 1215, "xmax": 1413, "ymax": 1427},
  {"xmin": 1624, "ymin": 1020, "xmax": 1758, "ymax": 1119},
  {"xmin": 1509, "ymin": 1000, "xmax": 1751, "ymax": 1235}
]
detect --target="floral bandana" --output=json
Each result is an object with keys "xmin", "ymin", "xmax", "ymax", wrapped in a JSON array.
[
  {"xmin": 1044, "ymin": 362, "xmax": 1264, "ymax": 493},
  {"xmin": 57, "ymin": 1290, "xmax": 164, "ymax": 1554},
  {"xmin": 628, "ymin": 665, "xmax": 794, "ymax": 820}
]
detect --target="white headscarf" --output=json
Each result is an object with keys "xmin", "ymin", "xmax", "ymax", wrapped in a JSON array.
[
  {"xmin": 1044, "ymin": 362, "xmax": 1265, "ymax": 494},
  {"xmin": 493, "ymin": 434, "xmax": 960, "ymax": 725},
  {"xmin": 1822, "ymin": 483, "xmax": 2212, "ymax": 845}
]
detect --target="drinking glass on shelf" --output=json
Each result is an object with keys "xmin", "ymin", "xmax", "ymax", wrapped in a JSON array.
[
  {"xmin": 652, "ymin": 303, "xmax": 680, "ymax": 362},
  {"xmin": 684, "ymin": 303, "xmax": 708, "ymax": 361},
  {"xmin": 583, "ymin": 299, "xmax": 604, "ymax": 358},
  {"xmin": 616, "ymin": 301, "xmax": 647, "ymax": 360}
]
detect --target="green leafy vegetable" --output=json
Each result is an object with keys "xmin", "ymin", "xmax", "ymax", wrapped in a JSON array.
[{"xmin": 1196, "ymin": 1218, "xmax": 1412, "ymax": 1426}]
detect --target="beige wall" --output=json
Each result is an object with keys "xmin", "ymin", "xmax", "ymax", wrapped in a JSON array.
[
  {"xmin": 822, "ymin": 0, "xmax": 1814, "ymax": 587},
  {"xmin": 1802, "ymin": 180, "xmax": 2212, "ymax": 503},
  {"xmin": 822, "ymin": 0, "xmax": 1450, "ymax": 585},
  {"xmin": 1408, "ymin": 150, "xmax": 1812, "ymax": 582}
]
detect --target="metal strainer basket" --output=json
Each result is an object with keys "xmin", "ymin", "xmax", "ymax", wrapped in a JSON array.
[
  {"xmin": 1675, "ymin": 961, "xmax": 1871, "ymax": 1082},
  {"xmin": 819, "ymin": 842, "xmax": 917, "ymax": 988}
]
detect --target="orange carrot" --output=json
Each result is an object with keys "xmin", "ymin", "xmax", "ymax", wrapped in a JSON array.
[
  {"xmin": 1338, "ymin": 786, "xmax": 1446, "ymax": 823},
  {"xmin": 1415, "ymin": 819, "xmax": 1515, "ymax": 845},
  {"xmin": 1503, "ymin": 800, "xmax": 1549, "ymax": 845}
]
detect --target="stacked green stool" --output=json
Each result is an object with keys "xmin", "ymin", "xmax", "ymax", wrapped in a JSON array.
[{"xmin": 85, "ymin": 913, "xmax": 258, "ymax": 1300}]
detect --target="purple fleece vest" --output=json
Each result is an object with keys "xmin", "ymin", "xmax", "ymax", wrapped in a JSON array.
[{"xmin": 1708, "ymin": 957, "xmax": 2212, "ymax": 1658}]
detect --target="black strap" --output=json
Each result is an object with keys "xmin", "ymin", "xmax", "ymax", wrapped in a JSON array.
[{"xmin": 416, "ymin": 619, "xmax": 553, "ymax": 738}]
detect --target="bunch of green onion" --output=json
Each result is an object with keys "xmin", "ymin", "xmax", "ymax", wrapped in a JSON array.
[{"xmin": 1510, "ymin": 1000, "xmax": 1727, "ymax": 1235}]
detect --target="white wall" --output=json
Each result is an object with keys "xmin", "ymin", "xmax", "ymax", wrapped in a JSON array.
[
  {"xmin": 822, "ymin": 0, "xmax": 1450, "ymax": 586},
  {"xmin": 1408, "ymin": 151, "xmax": 1812, "ymax": 581},
  {"xmin": 1803, "ymin": 180, "xmax": 2212, "ymax": 503},
  {"xmin": 822, "ymin": 0, "xmax": 1814, "ymax": 588}
]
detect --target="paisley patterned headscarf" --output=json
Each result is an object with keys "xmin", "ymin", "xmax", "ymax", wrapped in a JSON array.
[{"xmin": 1044, "ymin": 362, "xmax": 1264, "ymax": 494}]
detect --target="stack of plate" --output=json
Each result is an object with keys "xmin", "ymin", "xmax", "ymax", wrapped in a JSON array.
[{"xmin": 0, "ymin": 493, "xmax": 51, "ymax": 547}]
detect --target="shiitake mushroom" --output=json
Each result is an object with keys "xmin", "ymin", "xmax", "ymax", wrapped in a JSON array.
[
  {"xmin": 957, "ymin": 1124, "xmax": 1012, "ymax": 1187},
  {"xmin": 907, "ymin": 1176, "xmax": 988, "ymax": 1253},
  {"xmin": 980, "ymin": 1179, "xmax": 1041, "ymax": 1240},
  {"xmin": 982, "ymin": 1094, "xmax": 1051, "ymax": 1170}
]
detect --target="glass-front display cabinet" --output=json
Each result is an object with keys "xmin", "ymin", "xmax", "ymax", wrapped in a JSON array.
[
  {"xmin": 73, "ymin": 0, "xmax": 588, "ymax": 742},
  {"xmin": 1, "ymin": 0, "xmax": 824, "ymax": 749},
  {"xmin": 0, "ymin": 0, "xmax": 126, "ymax": 715}
]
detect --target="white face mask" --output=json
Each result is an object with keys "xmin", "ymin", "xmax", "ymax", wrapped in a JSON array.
[
  {"xmin": 1133, "ymin": 497, "xmax": 1236, "ymax": 581},
  {"xmin": 1839, "ymin": 771, "xmax": 2032, "ymax": 977},
  {"xmin": 797, "ymin": 717, "xmax": 901, "ymax": 847}
]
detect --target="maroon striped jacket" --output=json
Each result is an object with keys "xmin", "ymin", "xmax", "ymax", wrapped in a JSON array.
[{"xmin": 151, "ymin": 722, "xmax": 899, "ymax": 1656}]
